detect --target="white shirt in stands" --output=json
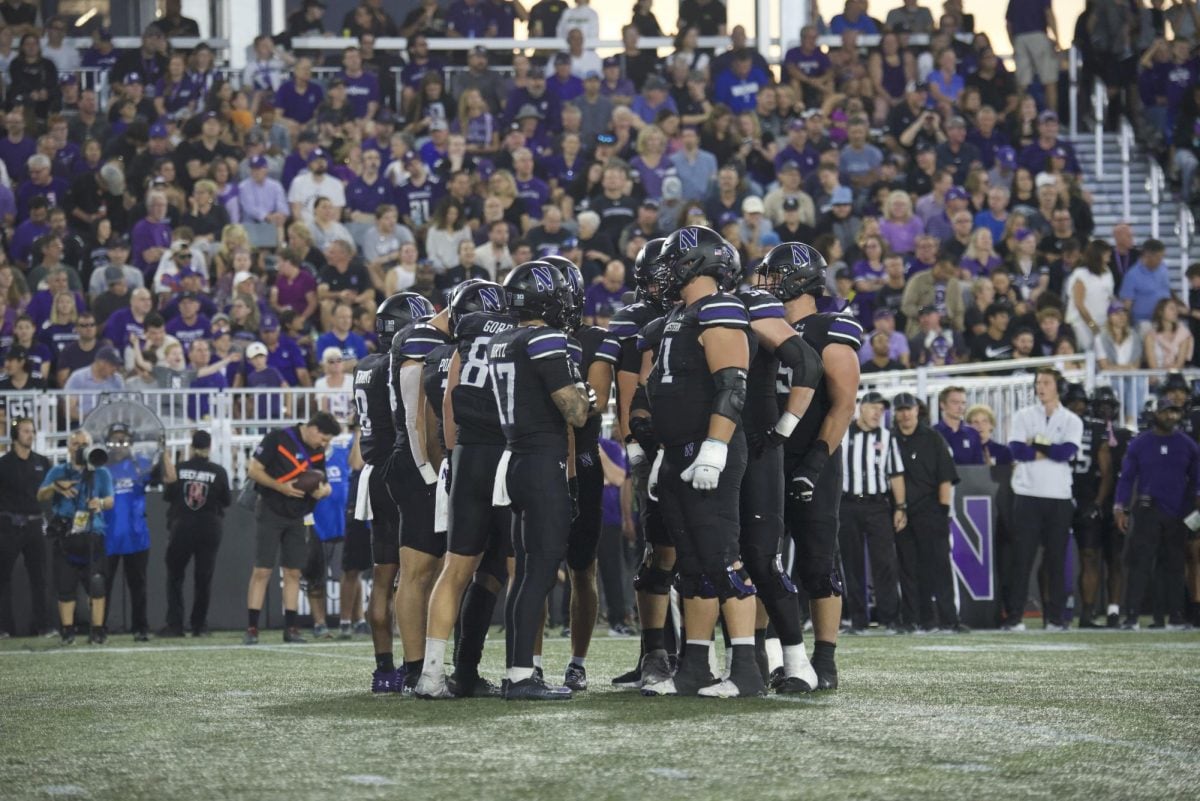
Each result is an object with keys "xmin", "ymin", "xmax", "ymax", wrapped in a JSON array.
[
  {"xmin": 287, "ymin": 172, "xmax": 346, "ymax": 224},
  {"xmin": 314, "ymin": 374, "xmax": 354, "ymax": 422},
  {"xmin": 1009, "ymin": 402, "xmax": 1083, "ymax": 500}
]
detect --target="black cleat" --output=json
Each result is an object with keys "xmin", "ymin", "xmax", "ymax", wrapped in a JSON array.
[
  {"xmin": 768, "ymin": 666, "xmax": 785, "ymax": 691},
  {"xmin": 563, "ymin": 663, "xmax": 587, "ymax": 692},
  {"xmin": 611, "ymin": 665, "xmax": 642, "ymax": 689},
  {"xmin": 670, "ymin": 666, "xmax": 720, "ymax": 697},
  {"xmin": 775, "ymin": 676, "xmax": 815, "ymax": 694},
  {"xmin": 243, "ymin": 627, "xmax": 259, "ymax": 645},
  {"xmin": 448, "ymin": 672, "xmax": 501, "ymax": 698},
  {"xmin": 157, "ymin": 626, "xmax": 185, "ymax": 638},
  {"xmin": 283, "ymin": 627, "xmax": 307, "ymax": 643},
  {"xmin": 728, "ymin": 665, "xmax": 767, "ymax": 698},
  {"xmin": 60, "ymin": 629, "xmax": 76, "ymax": 646},
  {"xmin": 89, "ymin": 627, "xmax": 108, "ymax": 645},
  {"xmin": 1120, "ymin": 617, "xmax": 1139, "ymax": 631},
  {"xmin": 133, "ymin": 630, "xmax": 150, "ymax": 642},
  {"xmin": 812, "ymin": 660, "xmax": 838, "ymax": 691},
  {"xmin": 503, "ymin": 676, "xmax": 573, "ymax": 701},
  {"xmin": 1106, "ymin": 613, "xmax": 1120, "ymax": 629}
]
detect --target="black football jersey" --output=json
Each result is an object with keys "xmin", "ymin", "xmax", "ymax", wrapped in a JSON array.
[
  {"xmin": 568, "ymin": 324, "xmax": 620, "ymax": 454},
  {"xmin": 389, "ymin": 320, "xmax": 451, "ymax": 451},
  {"xmin": 609, "ymin": 300, "xmax": 662, "ymax": 374},
  {"xmin": 423, "ymin": 342, "xmax": 456, "ymax": 451},
  {"xmin": 648, "ymin": 292, "xmax": 751, "ymax": 447},
  {"xmin": 487, "ymin": 324, "xmax": 577, "ymax": 454},
  {"xmin": 353, "ymin": 352, "xmax": 396, "ymax": 465},
  {"xmin": 1071, "ymin": 416, "xmax": 1108, "ymax": 501},
  {"xmin": 736, "ymin": 289, "xmax": 789, "ymax": 433},
  {"xmin": 453, "ymin": 311, "xmax": 517, "ymax": 446},
  {"xmin": 778, "ymin": 310, "xmax": 864, "ymax": 454}
]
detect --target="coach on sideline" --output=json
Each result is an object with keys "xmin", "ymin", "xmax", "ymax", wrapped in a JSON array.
[
  {"xmin": 243, "ymin": 412, "xmax": 340, "ymax": 645},
  {"xmin": 1002, "ymin": 368, "xmax": 1083, "ymax": 632}
]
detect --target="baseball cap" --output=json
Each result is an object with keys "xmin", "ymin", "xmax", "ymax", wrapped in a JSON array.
[
  {"xmin": 107, "ymin": 234, "xmax": 131, "ymax": 249},
  {"xmin": 945, "ymin": 186, "xmax": 968, "ymax": 202},
  {"xmin": 1051, "ymin": 145, "xmax": 1069, "ymax": 159},
  {"xmin": 562, "ymin": 236, "xmax": 580, "ymax": 249},
  {"xmin": 95, "ymin": 345, "xmax": 122, "ymax": 366},
  {"xmin": 123, "ymin": 72, "xmax": 142, "ymax": 85},
  {"xmin": 802, "ymin": 108, "xmax": 824, "ymax": 121},
  {"xmin": 192, "ymin": 430, "xmax": 212, "ymax": 449},
  {"xmin": 103, "ymin": 266, "xmax": 125, "ymax": 285},
  {"xmin": 1014, "ymin": 228, "xmax": 1035, "ymax": 242},
  {"xmin": 946, "ymin": 116, "xmax": 967, "ymax": 129},
  {"xmin": 830, "ymin": 186, "xmax": 853, "ymax": 205},
  {"xmin": 915, "ymin": 141, "xmax": 936, "ymax": 154},
  {"xmin": 105, "ymin": 422, "xmax": 132, "ymax": 440},
  {"xmin": 211, "ymin": 313, "xmax": 231, "ymax": 327},
  {"xmin": 430, "ymin": 118, "xmax": 450, "ymax": 132},
  {"xmin": 149, "ymin": 121, "xmax": 169, "ymax": 139},
  {"xmin": 307, "ymin": 147, "xmax": 328, "ymax": 163},
  {"xmin": 602, "ymin": 55, "xmax": 620, "ymax": 68},
  {"xmin": 179, "ymin": 290, "xmax": 200, "ymax": 303},
  {"xmin": 246, "ymin": 342, "xmax": 268, "ymax": 359},
  {"xmin": 742, "ymin": 196, "xmax": 765, "ymax": 214},
  {"xmin": 244, "ymin": 129, "xmax": 265, "ymax": 146},
  {"xmin": 892, "ymin": 392, "xmax": 919, "ymax": 409},
  {"xmin": 233, "ymin": 270, "xmax": 255, "ymax": 286},
  {"xmin": 996, "ymin": 146, "xmax": 1017, "ymax": 169},
  {"xmin": 918, "ymin": 304, "xmax": 940, "ymax": 316},
  {"xmin": 835, "ymin": 267, "xmax": 852, "ymax": 281},
  {"xmin": 554, "ymin": 52, "xmax": 571, "ymax": 65},
  {"xmin": 643, "ymin": 76, "xmax": 667, "ymax": 91},
  {"xmin": 59, "ymin": 73, "xmax": 78, "ymax": 86},
  {"xmin": 1038, "ymin": 110, "xmax": 1059, "ymax": 123},
  {"xmin": 783, "ymin": 196, "xmax": 801, "ymax": 211},
  {"xmin": 528, "ymin": 65, "xmax": 546, "ymax": 79},
  {"xmin": 872, "ymin": 307, "xmax": 895, "ymax": 320},
  {"xmin": 471, "ymin": 45, "xmax": 489, "ymax": 57},
  {"xmin": 1107, "ymin": 300, "xmax": 1128, "ymax": 315},
  {"xmin": 260, "ymin": 314, "xmax": 280, "ymax": 331},
  {"xmin": 906, "ymin": 80, "xmax": 929, "ymax": 93},
  {"xmin": 859, "ymin": 391, "xmax": 890, "ymax": 408},
  {"xmin": 779, "ymin": 159, "xmax": 801, "ymax": 173},
  {"xmin": 375, "ymin": 109, "xmax": 395, "ymax": 125},
  {"xmin": 718, "ymin": 211, "xmax": 739, "ymax": 228},
  {"xmin": 584, "ymin": 70, "xmax": 600, "ymax": 81},
  {"xmin": 4, "ymin": 344, "xmax": 28, "ymax": 361},
  {"xmin": 249, "ymin": 154, "xmax": 269, "ymax": 170},
  {"xmin": 641, "ymin": 198, "xmax": 660, "ymax": 210},
  {"xmin": 788, "ymin": 118, "xmax": 806, "ymax": 132},
  {"xmin": 516, "ymin": 104, "xmax": 542, "ymax": 121}
]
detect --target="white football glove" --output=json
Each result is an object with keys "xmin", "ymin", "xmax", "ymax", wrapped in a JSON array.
[
  {"xmin": 647, "ymin": 449, "xmax": 664, "ymax": 501},
  {"xmin": 680, "ymin": 438, "xmax": 728, "ymax": 492},
  {"xmin": 626, "ymin": 441, "xmax": 647, "ymax": 469},
  {"xmin": 418, "ymin": 462, "xmax": 439, "ymax": 485}
]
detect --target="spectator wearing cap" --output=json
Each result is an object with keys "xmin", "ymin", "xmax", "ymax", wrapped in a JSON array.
[
  {"xmin": 925, "ymin": 184, "xmax": 970, "ymax": 242},
  {"xmin": 598, "ymin": 55, "xmax": 635, "ymax": 106},
  {"xmin": 63, "ymin": 345, "xmax": 124, "ymax": 421},
  {"xmin": 1118, "ymin": 238, "xmax": 1173, "ymax": 334},
  {"xmin": 784, "ymin": 25, "xmax": 834, "ymax": 108},
  {"xmin": 774, "ymin": 120, "xmax": 819, "ymax": 177},
  {"xmin": 839, "ymin": 390, "xmax": 906, "ymax": 633},
  {"xmin": 669, "ymin": 125, "xmax": 718, "ymax": 204},
  {"xmin": 164, "ymin": 291, "xmax": 211, "ymax": 348},
  {"xmin": 287, "ymin": 147, "xmax": 346, "ymax": 226},
  {"xmin": 906, "ymin": 298, "xmax": 965, "ymax": 367},
  {"xmin": 258, "ymin": 312, "xmax": 312, "ymax": 388},
  {"xmin": 0, "ymin": 343, "xmax": 43, "ymax": 394},
  {"xmin": 273, "ymin": 58, "xmax": 324, "ymax": 132},
  {"xmin": 859, "ymin": 307, "xmax": 911, "ymax": 368},
  {"xmin": 90, "ymin": 269, "xmax": 131, "ymax": 329},
  {"xmin": 631, "ymin": 75, "xmax": 678, "ymax": 126},
  {"xmin": 713, "ymin": 50, "xmax": 768, "ymax": 116},
  {"xmin": 818, "ymin": 185, "xmax": 863, "ymax": 258},
  {"xmin": 242, "ymin": 341, "xmax": 289, "ymax": 419},
  {"xmin": 583, "ymin": 260, "xmax": 628, "ymax": 325},
  {"xmin": 1018, "ymin": 111, "xmax": 1080, "ymax": 175},
  {"xmin": 890, "ymin": 390, "xmax": 967, "ymax": 633},
  {"xmin": 504, "ymin": 64, "xmax": 561, "ymax": 136},
  {"xmin": 238, "ymin": 154, "xmax": 289, "ymax": 228},
  {"xmin": 738, "ymin": 196, "xmax": 778, "ymax": 252},
  {"xmin": 935, "ymin": 116, "xmax": 982, "ymax": 186},
  {"xmin": 1005, "ymin": 227, "xmax": 1049, "ymax": 303},
  {"xmin": 547, "ymin": 51, "xmax": 584, "ymax": 103},
  {"xmin": 763, "ymin": 160, "xmax": 817, "ymax": 228},
  {"xmin": 775, "ymin": 195, "xmax": 818, "ymax": 245}
]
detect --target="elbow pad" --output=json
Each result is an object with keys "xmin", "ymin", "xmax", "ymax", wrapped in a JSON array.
[
  {"xmin": 712, "ymin": 366, "xmax": 748, "ymax": 426},
  {"xmin": 775, "ymin": 335, "xmax": 823, "ymax": 390}
]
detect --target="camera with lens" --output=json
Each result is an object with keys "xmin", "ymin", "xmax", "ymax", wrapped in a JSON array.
[{"xmin": 75, "ymin": 445, "xmax": 108, "ymax": 470}]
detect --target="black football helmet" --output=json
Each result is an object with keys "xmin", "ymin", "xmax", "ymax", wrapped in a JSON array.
[
  {"xmin": 756, "ymin": 242, "xmax": 828, "ymax": 301},
  {"xmin": 1091, "ymin": 385, "xmax": 1120, "ymax": 421},
  {"xmin": 633, "ymin": 237, "xmax": 667, "ymax": 309},
  {"xmin": 503, "ymin": 260, "xmax": 571, "ymax": 328},
  {"xmin": 376, "ymin": 292, "xmax": 436, "ymax": 346},
  {"xmin": 449, "ymin": 278, "xmax": 508, "ymax": 335},
  {"xmin": 1063, "ymin": 382, "xmax": 1089, "ymax": 411},
  {"xmin": 540, "ymin": 254, "xmax": 584, "ymax": 329},
  {"xmin": 658, "ymin": 225, "xmax": 736, "ymax": 301}
]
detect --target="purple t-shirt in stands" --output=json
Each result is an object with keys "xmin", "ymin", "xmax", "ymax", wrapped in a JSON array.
[
  {"xmin": 583, "ymin": 283, "xmax": 626, "ymax": 322},
  {"xmin": 165, "ymin": 314, "xmax": 211, "ymax": 347},
  {"xmin": 274, "ymin": 79, "xmax": 324, "ymax": 124},
  {"xmin": 188, "ymin": 370, "xmax": 227, "ymax": 420},
  {"xmin": 339, "ymin": 71, "xmax": 380, "ymax": 120},
  {"xmin": 246, "ymin": 366, "xmax": 286, "ymax": 418},
  {"xmin": 130, "ymin": 217, "xmax": 172, "ymax": 275},
  {"xmin": 0, "ymin": 136, "xmax": 36, "ymax": 182},
  {"xmin": 274, "ymin": 271, "xmax": 317, "ymax": 316}
]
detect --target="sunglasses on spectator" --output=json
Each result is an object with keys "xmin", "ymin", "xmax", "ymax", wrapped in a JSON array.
[{"xmin": 77, "ymin": 322, "xmax": 96, "ymax": 328}]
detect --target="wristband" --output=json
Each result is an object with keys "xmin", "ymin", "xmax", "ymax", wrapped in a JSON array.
[
  {"xmin": 773, "ymin": 411, "xmax": 800, "ymax": 440},
  {"xmin": 418, "ymin": 463, "xmax": 438, "ymax": 485},
  {"xmin": 896, "ymin": 503, "xmax": 908, "ymax": 511}
]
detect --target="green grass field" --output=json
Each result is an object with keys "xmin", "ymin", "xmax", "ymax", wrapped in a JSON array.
[{"xmin": 1, "ymin": 627, "xmax": 1198, "ymax": 801}]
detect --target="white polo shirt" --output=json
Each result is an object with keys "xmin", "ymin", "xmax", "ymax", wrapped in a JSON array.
[{"xmin": 1009, "ymin": 402, "xmax": 1084, "ymax": 500}]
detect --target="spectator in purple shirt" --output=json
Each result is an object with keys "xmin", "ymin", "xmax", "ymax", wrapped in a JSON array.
[
  {"xmin": 511, "ymin": 147, "xmax": 549, "ymax": 220},
  {"xmin": 447, "ymin": 0, "xmax": 497, "ymax": 39},
  {"xmin": 1017, "ymin": 111, "xmax": 1081, "ymax": 176},
  {"xmin": 185, "ymin": 339, "xmax": 229, "ymax": 421},
  {"xmin": 0, "ymin": 108, "xmax": 36, "ymax": 183},
  {"xmin": 16, "ymin": 154, "xmax": 69, "ymax": 222},
  {"xmin": 338, "ymin": 47, "xmax": 381, "ymax": 121},
  {"xmin": 102, "ymin": 287, "xmax": 154, "ymax": 358},
  {"xmin": 9, "ymin": 195, "xmax": 49, "ymax": 265},
  {"xmin": 259, "ymin": 313, "xmax": 312, "ymax": 387},
  {"xmin": 164, "ymin": 292, "xmax": 211, "ymax": 348},
  {"xmin": 269, "ymin": 250, "xmax": 319, "ymax": 330},
  {"xmin": 243, "ymin": 341, "xmax": 287, "ymax": 420},
  {"xmin": 130, "ymin": 191, "xmax": 173, "ymax": 279},
  {"xmin": 583, "ymin": 260, "xmax": 628, "ymax": 325},
  {"xmin": 933, "ymin": 386, "xmax": 986, "ymax": 465},
  {"xmin": 630, "ymin": 75, "xmax": 678, "ymax": 125},
  {"xmin": 274, "ymin": 58, "xmax": 325, "ymax": 130},
  {"xmin": 547, "ymin": 52, "xmax": 584, "ymax": 103}
]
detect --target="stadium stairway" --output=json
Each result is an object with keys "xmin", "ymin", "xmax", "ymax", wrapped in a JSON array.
[{"xmin": 1074, "ymin": 131, "xmax": 1193, "ymax": 289}]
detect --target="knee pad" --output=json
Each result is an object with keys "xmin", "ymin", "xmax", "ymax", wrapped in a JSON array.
[
  {"xmin": 676, "ymin": 572, "xmax": 718, "ymax": 599},
  {"xmin": 715, "ymin": 564, "xmax": 757, "ymax": 601},
  {"xmin": 746, "ymin": 553, "xmax": 797, "ymax": 601},
  {"xmin": 634, "ymin": 561, "xmax": 674, "ymax": 596},
  {"xmin": 89, "ymin": 572, "xmax": 106, "ymax": 600},
  {"xmin": 801, "ymin": 569, "xmax": 844, "ymax": 599}
]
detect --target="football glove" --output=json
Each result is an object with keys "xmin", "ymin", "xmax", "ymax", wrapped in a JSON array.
[
  {"xmin": 680, "ymin": 438, "xmax": 728, "ymax": 492},
  {"xmin": 418, "ymin": 462, "xmax": 438, "ymax": 485},
  {"xmin": 625, "ymin": 437, "xmax": 647, "ymax": 469},
  {"xmin": 787, "ymin": 441, "xmax": 829, "ymax": 504},
  {"xmin": 647, "ymin": 449, "xmax": 664, "ymax": 501}
]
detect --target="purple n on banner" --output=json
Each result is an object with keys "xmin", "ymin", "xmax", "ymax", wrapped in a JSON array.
[{"xmin": 950, "ymin": 495, "xmax": 994, "ymax": 601}]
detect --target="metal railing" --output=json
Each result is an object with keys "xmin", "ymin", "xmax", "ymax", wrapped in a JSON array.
[
  {"xmin": 1181, "ymin": 204, "xmax": 1196, "ymax": 296},
  {"xmin": 1093, "ymin": 75, "xmax": 1107, "ymax": 178},
  {"xmin": 1068, "ymin": 47, "xmax": 1079, "ymax": 142},
  {"xmin": 1120, "ymin": 120, "xmax": 1132, "ymax": 222}
]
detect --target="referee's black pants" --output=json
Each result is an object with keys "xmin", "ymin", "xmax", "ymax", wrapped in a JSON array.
[
  {"xmin": 838, "ymin": 495, "xmax": 900, "ymax": 628},
  {"xmin": 165, "ymin": 522, "xmax": 223, "ymax": 633},
  {"xmin": 0, "ymin": 520, "xmax": 50, "ymax": 634},
  {"xmin": 1005, "ymin": 495, "xmax": 1074, "ymax": 627},
  {"xmin": 896, "ymin": 506, "xmax": 959, "ymax": 629},
  {"xmin": 1122, "ymin": 499, "xmax": 1187, "ymax": 621}
]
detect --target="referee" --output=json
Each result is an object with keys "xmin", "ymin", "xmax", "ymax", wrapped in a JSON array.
[
  {"xmin": 891, "ymin": 392, "xmax": 969, "ymax": 633},
  {"xmin": 838, "ymin": 391, "xmax": 906, "ymax": 634},
  {"xmin": 1003, "ymin": 368, "xmax": 1083, "ymax": 632}
]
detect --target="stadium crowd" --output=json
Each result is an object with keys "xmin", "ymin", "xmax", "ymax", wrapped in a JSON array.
[{"xmin": 0, "ymin": 1, "xmax": 1198, "ymax": 672}]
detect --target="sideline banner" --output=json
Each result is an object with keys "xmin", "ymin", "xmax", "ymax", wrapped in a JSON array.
[{"xmin": 950, "ymin": 465, "xmax": 1008, "ymax": 628}]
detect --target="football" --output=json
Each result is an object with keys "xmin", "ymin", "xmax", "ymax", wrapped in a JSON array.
[{"xmin": 292, "ymin": 470, "xmax": 325, "ymax": 495}]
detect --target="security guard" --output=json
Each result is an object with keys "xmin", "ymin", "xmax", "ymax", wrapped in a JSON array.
[
  {"xmin": 160, "ymin": 431, "xmax": 231, "ymax": 637},
  {"xmin": 839, "ymin": 391, "xmax": 906, "ymax": 633},
  {"xmin": 1114, "ymin": 395, "xmax": 1200, "ymax": 629},
  {"xmin": 891, "ymin": 392, "xmax": 968, "ymax": 633},
  {"xmin": 0, "ymin": 417, "xmax": 53, "ymax": 638}
]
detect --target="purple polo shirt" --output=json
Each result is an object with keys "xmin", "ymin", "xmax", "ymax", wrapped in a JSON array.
[
  {"xmin": 346, "ymin": 175, "xmax": 393, "ymax": 215},
  {"xmin": 274, "ymin": 79, "xmax": 325, "ymax": 124},
  {"xmin": 245, "ymin": 366, "xmax": 286, "ymax": 418},
  {"xmin": 265, "ymin": 335, "xmax": 309, "ymax": 386},
  {"xmin": 101, "ymin": 308, "xmax": 146, "ymax": 354},
  {"xmin": 16, "ymin": 177, "xmax": 70, "ymax": 221},
  {"xmin": 934, "ymin": 420, "xmax": 985, "ymax": 465},
  {"xmin": 130, "ymin": 217, "xmax": 172, "ymax": 276},
  {"xmin": 339, "ymin": 71, "xmax": 380, "ymax": 120},
  {"xmin": 784, "ymin": 46, "xmax": 831, "ymax": 79},
  {"xmin": 274, "ymin": 271, "xmax": 317, "ymax": 316}
]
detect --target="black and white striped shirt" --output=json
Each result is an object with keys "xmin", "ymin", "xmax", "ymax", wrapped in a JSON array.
[{"xmin": 841, "ymin": 422, "xmax": 905, "ymax": 497}]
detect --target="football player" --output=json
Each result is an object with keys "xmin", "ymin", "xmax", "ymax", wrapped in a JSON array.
[
  {"xmin": 640, "ymin": 225, "xmax": 762, "ymax": 698},
  {"xmin": 756, "ymin": 242, "xmax": 863, "ymax": 691},
  {"xmin": 725, "ymin": 255, "xmax": 825, "ymax": 692},
  {"xmin": 1092, "ymin": 385, "xmax": 1130, "ymax": 628},
  {"xmin": 1064, "ymin": 383, "xmax": 1113, "ymax": 628},
  {"xmin": 543, "ymin": 254, "xmax": 621, "ymax": 692},
  {"xmin": 608, "ymin": 239, "xmax": 679, "ymax": 689},
  {"xmin": 388, "ymin": 295, "xmax": 453, "ymax": 691},
  {"xmin": 352, "ymin": 292, "xmax": 435, "ymax": 693},
  {"xmin": 489, "ymin": 261, "xmax": 591, "ymax": 701},
  {"xmin": 416, "ymin": 280, "xmax": 515, "ymax": 699}
]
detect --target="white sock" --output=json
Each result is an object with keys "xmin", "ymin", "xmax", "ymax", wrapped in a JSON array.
[
  {"xmin": 355, "ymin": 619, "xmax": 366, "ymax": 626},
  {"xmin": 729, "ymin": 637, "xmax": 755, "ymax": 647},
  {"xmin": 570, "ymin": 655, "xmax": 585, "ymax": 667},
  {"xmin": 765, "ymin": 637, "xmax": 783, "ymax": 673},
  {"xmin": 783, "ymin": 644, "xmax": 811, "ymax": 677},
  {"xmin": 532, "ymin": 654, "xmax": 543, "ymax": 669},
  {"xmin": 423, "ymin": 638, "xmax": 447, "ymax": 676},
  {"xmin": 508, "ymin": 666, "xmax": 535, "ymax": 682},
  {"xmin": 1107, "ymin": 603, "xmax": 1120, "ymax": 616},
  {"xmin": 686, "ymin": 639, "xmax": 711, "ymax": 647}
]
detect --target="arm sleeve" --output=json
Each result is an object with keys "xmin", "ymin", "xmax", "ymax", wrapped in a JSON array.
[
  {"xmin": 1113, "ymin": 440, "xmax": 1139, "ymax": 508},
  {"xmin": 1009, "ymin": 441, "xmax": 1037, "ymax": 461},
  {"xmin": 1046, "ymin": 443, "xmax": 1079, "ymax": 462},
  {"xmin": 886, "ymin": 435, "xmax": 905, "ymax": 476},
  {"xmin": 400, "ymin": 362, "xmax": 428, "ymax": 466}
]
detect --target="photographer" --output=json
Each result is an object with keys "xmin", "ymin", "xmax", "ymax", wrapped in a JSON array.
[
  {"xmin": 100, "ymin": 423, "xmax": 158, "ymax": 642},
  {"xmin": 160, "ymin": 431, "xmax": 231, "ymax": 638},
  {"xmin": 37, "ymin": 429, "xmax": 114, "ymax": 645},
  {"xmin": 0, "ymin": 418, "xmax": 54, "ymax": 638}
]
